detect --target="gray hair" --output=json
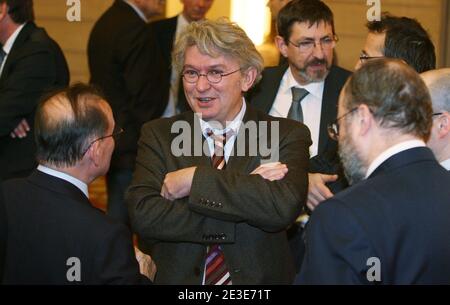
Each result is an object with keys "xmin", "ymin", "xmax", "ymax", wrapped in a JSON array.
[{"xmin": 172, "ymin": 18, "xmax": 264, "ymax": 86}]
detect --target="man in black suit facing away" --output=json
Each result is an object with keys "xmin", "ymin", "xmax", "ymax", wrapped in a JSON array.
[
  {"xmin": 1, "ymin": 84, "xmax": 154, "ymax": 284},
  {"xmin": 151, "ymin": 0, "xmax": 214, "ymax": 115},
  {"xmin": 0, "ymin": 0, "xmax": 69, "ymax": 181},
  {"xmin": 247, "ymin": 0, "xmax": 351, "ymax": 271},
  {"xmin": 88, "ymin": 0, "xmax": 168, "ymax": 225},
  {"xmin": 297, "ymin": 58, "xmax": 450, "ymax": 284}
]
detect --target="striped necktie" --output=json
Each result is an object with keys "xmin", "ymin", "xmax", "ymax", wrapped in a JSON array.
[{"xmin": 204, "ymin": 130, "xmax": 233, "ymax": 285}]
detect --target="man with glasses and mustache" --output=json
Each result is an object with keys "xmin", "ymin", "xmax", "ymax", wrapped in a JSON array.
[
  {"xmin": 296, "ymin": 58, "xmax": 450, "ymax": 284},
  {"xmin": 1, "ymin": 84, "xmax": 155, "ymax": 284},
  {"xmin": 248, "ymin": 0, "xmax": 351, "ymax": 272}
]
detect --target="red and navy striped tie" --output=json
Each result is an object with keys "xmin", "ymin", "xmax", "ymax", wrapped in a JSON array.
[{"xmin": 204, "ymin": 130, "xmax": 232, "ymax": 285}]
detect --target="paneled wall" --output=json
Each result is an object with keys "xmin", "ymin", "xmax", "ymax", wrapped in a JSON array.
[{"xmin": 34, "ymin": 0, "xmax": 448, "ymax": 83}]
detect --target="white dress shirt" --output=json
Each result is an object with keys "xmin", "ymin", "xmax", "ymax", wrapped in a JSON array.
[
  {"xmin": 0, "ymin": 23, "xmax": 26, "ymax": 77},
  {"xmin": 162, "ymin": 14, "xmax": 190, "ymax": 118},
  {"xmin": 269, "ymin": 67, "xmax": 324, "ymax": 158},
  {"xmin": 440, "ymin": 159, "xmax": 450, "ymax": 171},
  {"xmin": 365, "ymin": 140, "xmax": 427, "ymax": 178},
  {"xmin": 37, "ymin": 165, "xmax": 89, "ymax": 199},
  {"xmin": 198, "ymin": 99, "xmax": 246, "ymax": 163}
]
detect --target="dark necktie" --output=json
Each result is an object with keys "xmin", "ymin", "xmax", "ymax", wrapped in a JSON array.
[
  {"xmin": 288, "ymin": 87, "xmax": 309, "ymax": 123},
  {"xmin": 204, "ymin": 130, "xmax": 232, "ymax": 285}
]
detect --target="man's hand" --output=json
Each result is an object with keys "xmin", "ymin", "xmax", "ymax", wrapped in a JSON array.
[
  {"xmin": 251, "ymin": 162, "xmax": 288, "ymax": 181},
  {"xmin": 307, "ymin": 173, "xmax": 338, "ymax": 211},
  {"xmin": 10, "ymin": 119, "xmax": 30, "ymax": 139},
  {"xmin": 135, "ymin": 247, "xmax": 157, "ymax": 281},
  {"xmin": 161, "ymin": 166, "xmax": 197, "ymax": 201}
]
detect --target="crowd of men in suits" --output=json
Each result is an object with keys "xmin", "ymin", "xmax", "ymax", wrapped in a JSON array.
[{"xmin": 1, "ymin": 0, "xmax": 450, "ymax": 285}]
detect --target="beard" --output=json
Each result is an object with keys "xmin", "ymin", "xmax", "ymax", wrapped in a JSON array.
[
  {"xmin": 338, "ymin": 132, "xmax": 367, "ymax": 186},
  {"xmin": 294, "ymin": 57, "xmax": 331, "ymax": 83}
]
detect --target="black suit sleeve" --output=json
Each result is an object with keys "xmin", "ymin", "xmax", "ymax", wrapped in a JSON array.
[
  {"xmin": 0, "ymin": 46, "xmax": 59, "ymax": 136},
  {"xmin": 295, "ymin": 199, "xmax": 376, "ymax": 284},
  {"xmin": 115, "ymin": 26, "xmax": 169, "ymax": 129}
]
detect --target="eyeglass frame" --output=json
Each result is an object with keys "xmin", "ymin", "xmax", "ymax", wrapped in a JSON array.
[
  {"xmin": 181, "ymin": 68, "xmax": 242, "ymax": 84},
  {"xmin": 359, "ymin": 52, "xmax": 384, "ymax": 63},
  {"xmin": 327, "ymin": 107, "xmax": 358, "ymax": 141},
  {"xmin": 82, "ymin": 127, "xmax": 124, "ymax": 156},
  {"xmin": 287, "ymin": 35, "xmax": 338, "ymax": 53}
]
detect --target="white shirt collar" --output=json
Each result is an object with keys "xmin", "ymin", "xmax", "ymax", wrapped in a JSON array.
[
  {"xmin": 37, "ymin": 165, "xmax": 89, "ymax": 199},
  {"xmin": 176, "ymin": 14, "xmax": 190, "ymax": 36},
  {"xmin": 2, "ymin": 23, "xmax": 26, "ymax": 55},
  {"xmin": 123, "ymin": 0, "xmax": 148, "ymax": 22},
  {"xmin": 365, "ymin": 140, "xmax": 427, "ymax": 178},
  {"xmin": 285, "ymin": 67, "xmax": 324, "ymax": 100},
  {"xmin": 440, "ymin": 159, "xmax": 450, "ymax": 171},
  {"xmin": 199, "ymin": 98, "xmax": 246, "ymax": 137}
]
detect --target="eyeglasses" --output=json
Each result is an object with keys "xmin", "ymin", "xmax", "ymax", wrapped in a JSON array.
[
  {"xmin": 433, "ymin": 112, "xmax": 444, "ymax": 117},
  {"xmin": 359, "ymin": 52, "xmax": 384, "ymax": 63},
  {"xmin": 327, "ymin": 108, "xmax": 358, "ymax": 141},
  {"xmin": 82, "ymin": 126, "xmax": 124, "ymax": 156},
  {"xmin": 182, "ymin": 68, "xmax": 242, "ymax": 84},
  {"xmin": 288, "ymin": 35, "xmax": 338, "ymax": 53}
]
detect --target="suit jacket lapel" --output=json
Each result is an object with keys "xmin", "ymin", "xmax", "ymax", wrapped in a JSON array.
[
  {"xmin": 252, "ymin": 64, "xmax": 287, "ymax": 114},
  {"xmin": 0, "ymin": 22, "xmax": 34, "ymax": 82},
  {"xmin": 226, "ymin": 104, "xmax": 260, "ymax": 173},
  {"xmin": 318, "ymin": 66, "xmax": 340, "ymax": 155}
]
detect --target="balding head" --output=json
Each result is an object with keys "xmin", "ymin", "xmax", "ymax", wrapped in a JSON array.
[
  {"xmin": 35, "ymin": 83, "xmax": 112, "ymax": 168},
  {"xmin": 421, "ymin": 68, "xmax": 450, "ymax": 113},
  {"xmin": 421, "ymin": 69, "xmax": 450, "ymax": 164}
]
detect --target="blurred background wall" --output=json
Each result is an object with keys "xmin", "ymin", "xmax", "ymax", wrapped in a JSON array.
[{"xmin": 34, "ymin": 0, "xmax": 449, "ymax": 83}]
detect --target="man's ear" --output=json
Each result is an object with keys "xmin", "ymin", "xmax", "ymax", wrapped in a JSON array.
[
  {"xmin": 356, "ymin": 104, "xmax": 373, "ymax": 136},
  {"xmin": 241, "ymin": 67, "xmax": 257, "ymax": 92},
  {"xmin": 85, "ymin": 140, "xmax": 102, "ymax": 168},
  {"xmin": 0, "ymin": 2, "xmax": 8, "ymax": 20},
  {"xmin": 275, "ymin": 35, "xmax": 289, "ymax": 58},
  {"xmin": 437, "ymin": 113, "xmax": 450, "ymax": 138}
]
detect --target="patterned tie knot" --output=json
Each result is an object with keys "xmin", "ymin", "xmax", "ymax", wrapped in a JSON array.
[{"xmin": 206, "ymin": 129, "xmax": 235, "ymax": 158}]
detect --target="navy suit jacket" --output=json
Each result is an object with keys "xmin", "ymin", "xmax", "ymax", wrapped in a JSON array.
[
  {"xmin": 1, "ymin": 171, "xmax": 150, "ymax": 284},
  {"xmin": 296, "ymin": 147, "xmax": 450, "ymax": 284}
]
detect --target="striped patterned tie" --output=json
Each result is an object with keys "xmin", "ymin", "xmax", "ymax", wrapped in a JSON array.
[{"xmin": 204, "ymin": 130, "xmax": 232, "ymax": 285}]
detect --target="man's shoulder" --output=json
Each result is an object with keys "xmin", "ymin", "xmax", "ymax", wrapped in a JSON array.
[{"xmin": 151, "ymin": 15, "xmax": 178, "ymax": 30}]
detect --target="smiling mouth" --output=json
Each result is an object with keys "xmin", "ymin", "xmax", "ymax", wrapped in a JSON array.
[{"xmin": 196, "ymin": 97, "xmax": 216, "ymax": 106}]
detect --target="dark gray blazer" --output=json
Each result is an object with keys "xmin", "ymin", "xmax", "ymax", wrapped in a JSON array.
[{"xmin": 127, "ymin": 104, "xmax": 312, "ymax": 284}]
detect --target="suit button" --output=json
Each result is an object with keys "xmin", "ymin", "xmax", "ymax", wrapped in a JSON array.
[
  {"xmin": 233, "ymin": 269, "xmax": 241, "ymax": 273},
  {"xmin": 218, "ymin": 203, "xmax": 223, "ymax": 208},
  {"xmin": 220, "ymin": 233, "xmax": 226, "ymax": 240}
]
